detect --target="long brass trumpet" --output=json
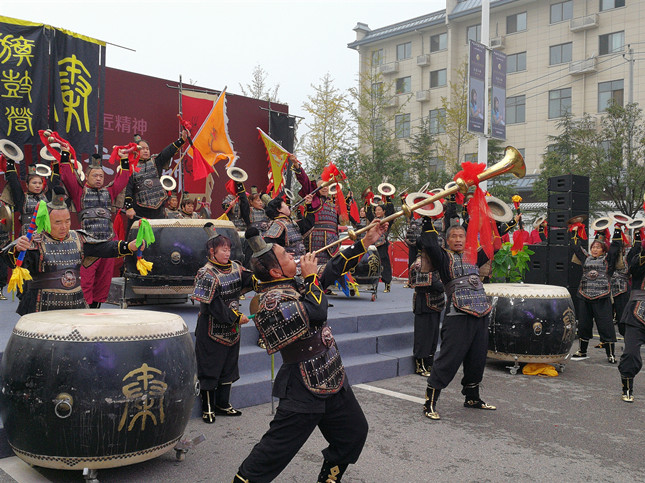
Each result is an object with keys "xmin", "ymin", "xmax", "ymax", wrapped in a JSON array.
[
  {"xmin": 291, "ymin": 177, "xmax": 341, "ymax": 209},
  {"xmin": 313, "ymin": 146, "xmax": 525, "ymax": 255}
]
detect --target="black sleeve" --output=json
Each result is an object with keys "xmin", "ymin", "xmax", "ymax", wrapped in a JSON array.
[
  {"xmin": 154, "ymin": 138, "xmax": 185, "ymax": 174},
  {"xmin": 296, "ymin": 207, "xmax": 315, "ymax": 234},
  {"xmin": 124, "ymin": 175, "xmax": 135, "ymax": 209},
  {"xmin": 83, "ymin": 239, "xmax": 134, "ymax": 258},
  {"xmin": 365, "ymin": 205, "xmax": 375, "ymax": 222},
  {"xmin": 606, "ymin": 227, "xmax": 623, "ymax": 277},
  {"xmin": 570, "ymin": 231, "xmax": 588, "ymax": 264},
  {"xmin": 206, "ymin": 297, "xmax": 240, "ymax": 326},
  {"xmin": 238, "ymin": 189, "xmax": 251, "ymax": 228},
  {"xmin": 418, "ymin": 226, "xmax": 450, "ymax": 283},
  {"xmin": 4, "ymin": 160, "xmax": 25, "ymax": 212}
]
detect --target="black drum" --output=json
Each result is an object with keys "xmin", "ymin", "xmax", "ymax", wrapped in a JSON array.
[
  {"xmin": 125, "ymin": 218, "xmax": 243, "ymax": 295},
  {"xmin": 485, "ymin": 283, "xmax": 577, "ymax": 366},
  {"xmin": 0, "ymin": 309, "xmax": 198, "ymax": 470}
]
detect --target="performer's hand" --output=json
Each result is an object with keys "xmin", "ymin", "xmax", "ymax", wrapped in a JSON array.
[
  {"xmin": 127, "ymin": 240, "xmax": 141, "ymax": 252},
  {"xmin": 304, "ymin": 194, "xmax": 313, "ymax": 205},
  {"xmin": 514, "ymin": 214, "xmax": 521, "ymax": 223},
  {"xmin": 59, "ymin": 141, "xmax": 70, "ymax": 153},
  {"xmin": 181, "ymin": 130, "xmax": 188, "ymax": 142},
  {"xmin": 126, "ymin": 208, "xmax": 135, "ymax": 219},
  {"xmin": 239, "ymin": 314, "xmax": 250, "ymax": 325},
  {"xmin": 300, "ymin": 252, "xmax": 318, "ymax": 278},
  {"xmin": 363, "ymin": 220, "xmax": 388, "ymax": 246},
  {"xmin": 118, "ymin": 148, "xmax": 128, "ymax": 158},
  {"xmin": 15, "ymin": 236, "xmax": 30, "ymax": 252},
  {"xmin": 289, "ymin": 155, "xmax": 301, "ymax": 169}
]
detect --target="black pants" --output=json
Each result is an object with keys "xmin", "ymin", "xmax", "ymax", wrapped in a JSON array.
[
  {"xmin": 376, "ymin": 244, "xmax": 392, "ymax": 284},
  {"xmin": 577, "ymin": 296, "xmax": 616, "ymax": 342},
  {"xmin": 238, "ymin": 386, "xmax": 368, "ymax": 483},
  {"xmin": 614, "ymin": 291, "xmax": 629, "ymax": 336},
  {"xmin": 427, "ymin": 311, "xmax": 489, "ymax": 390},
  {"xmin": 618, "ymin": 324, "xmax": 645, "ymax": 379},
  {"xmin": 413, "ymin": 293, "xmax": 441, "ymax": 359},
  {"xmin": 0, "ymin": 255, "xmax": 8, "ymax": 290}
]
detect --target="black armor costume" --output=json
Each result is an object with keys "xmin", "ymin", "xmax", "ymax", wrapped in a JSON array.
[
  {"xmin": 4, "ymin": 158, "xmax": 53, "ymax": 235},
  {"xmin": 612, "ymin": 248, "xmax": 631, "ymax": 336},
  {"xmin": 264, "ymin": 213, "xmax": 314, "ymax": 258}
]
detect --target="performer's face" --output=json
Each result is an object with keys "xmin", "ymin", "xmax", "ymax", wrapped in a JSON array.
[
  {"xmin": 168, "ymin": 197, "xmax": 178, "ymax": 209},
  {"xmin": 138, "ymin": 142, "xmax": 150, "ymax": 159},
  {"xmin": 590, "ymin": 241, "xmax": 605, "ymax": 257},
  {"xmin": 375, "ymin": 205, "xmax": 385, "ymax": 218},
  {"xmin": 183, "ymin": 202, "xmax": 195, "ymax": 214},
  {"xmin": 447, "ymin": 227, "xmax": 466, "ymax": 252},
  {"xmin": 28, "ymin": 176, "xmax": 44, "ymax": 194},
  {"xmin": 273, "ymin": 244, "xmax": 297, "ymax": 278},
  {"xmin": 278, "ymin": 201, "xmax": 291, "ymax": 217},
  {"xmin": 251, "ymin": 197, "xmax": 264, "ymax": 210},
  {"xmin": 317, "ymin": 180, "xmax": 329, "ymax": 197},
  {"xmin": 211, "ymin": 244, "xmax": 231, "ymax": 264},
  {"xmin": 360, "ymin": 208, "xmax": 366, "ymax": 218},
  {"xmin": 86, "ymin": 169, "xmax": 104, "ymax": 189},
  {"xmin": 49, "ymin": 209, "xmax": 71, "ymax": 239}
]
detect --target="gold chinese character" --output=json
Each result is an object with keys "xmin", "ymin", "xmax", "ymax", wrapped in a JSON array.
[
  {"xmin": 0, "ymin": 34, "xmax": 35, "ymax": 67},
  {"xmin": 1, "ymin": 69, "xmax": 32, "ymax": 102},
  {"xmin": 57, "ymin": 54, "xmax": 93, "ymax": 132},
  {"xmin": 117, "ymin": 363, "xmax": 168, "ymax": 432},
  {"xmin": 5, "ymin": 106, "xmax": 33, "ymax": 135}
]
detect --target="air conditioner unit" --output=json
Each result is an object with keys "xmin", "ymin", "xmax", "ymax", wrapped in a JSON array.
[
  {"xmin": 490, "ymin": 36, "xmax": 505, "ymax": 50},
  {"xmin": 416, "ymin": 54, "xmax": 431, "ymax": 67},
  {"xmin": 416, "ymin": 90, "xmax": 431, "ymax": 102},
  {"xmin": 379, "ymin": 62, "xmax": 399, "ymax": 75}
]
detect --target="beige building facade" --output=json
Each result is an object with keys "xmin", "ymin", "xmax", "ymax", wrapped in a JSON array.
[{"xmin": 348, "ymin": 0, "xmax": 642, "ymax": 176}]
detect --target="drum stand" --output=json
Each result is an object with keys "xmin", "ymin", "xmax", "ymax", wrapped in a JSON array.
[{"xmin": 505, "ymin": 357, "xmax": 521, "ymax": 375}]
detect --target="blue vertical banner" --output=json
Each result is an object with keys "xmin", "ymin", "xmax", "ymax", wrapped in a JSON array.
[
  {"xmin": 51, "ymin": 28, "xmax": 104, "ymax": 154},
  {"xmin": 491, "ymin": 50, "xmax": 507, "ymax": 140},
  {"xmin": 0, "ymin": 17, "xmax": 49, "ymax": 146},
  {"xmin": 467, "ymin": 40, "xmax": 486, "ymax": 135}
]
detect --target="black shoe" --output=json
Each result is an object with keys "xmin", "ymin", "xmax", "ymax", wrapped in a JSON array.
[
  {"xmin": 383, "ymin": 283, "xmax": 391, "ymax": 293},
  {"xmin": 570, "ymin": 351, "xmax": 588, "ymax": 360},
  {"xmin": 462, "ymin": 383, "xmax": 496, "ymax": 410},
  {"xmin": 317, "ymin": 460, "xmax": 348, "ymax": 482},
  {"xmin": 214, "ymin": 405, "xmax": 242, "ymax": 416},
  {"xmin": 423, "ymin": 386, "xmax": 441, "ymax": 420}
]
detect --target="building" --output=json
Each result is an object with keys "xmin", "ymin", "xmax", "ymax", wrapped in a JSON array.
[{"xmin": 348, "ymin": 0, "xmax": 640, "ymax": 178}]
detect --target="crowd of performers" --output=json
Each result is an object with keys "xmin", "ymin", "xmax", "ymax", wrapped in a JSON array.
[{"xmin": 2, "ymin": 130, "xmax": 645, "ymax": 482}]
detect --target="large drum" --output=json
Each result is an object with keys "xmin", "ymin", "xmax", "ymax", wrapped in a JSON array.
[
  {"xmin": 0, "ymin": 309, "xmax": 198, "ymax": 470},
  {"xmin": 484, "ymin": 283, "xmax": 577, "ymax": 365},
  {"xmin": 125, "ymin": 218, "xmax": 243, "ymax": 295}
]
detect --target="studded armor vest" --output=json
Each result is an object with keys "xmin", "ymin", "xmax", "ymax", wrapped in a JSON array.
[
  {"xmin": 21, "ymin": 192, "xmax": 47, "ymax": 234},
  {"xmin": 305, "ymin": 198, "xmax": 339, "ymax": 262},
  {"xmin": 265, "ymin": 217, "xmax": 306, "ymax": 257},
  {"xmin": 611, "ymin": 252, "xmax": 630, "ymax": 297},
  {"xmin": 165, "ymin": 208, "xmax": 182, "ymax": 219},
  {"xmin": 633, "ymin": 273, "xmax": 645, "ymax": 325},
  {"xmin": 250, "ymin": 207, "xmax": 270, "ymax": 233},
  {"xmin": 405, "ymin": 218, "xmax": 423, "ymax": 245},
  {"xmin": 132, "ymin": 159, "xmax": 166, "ymax": 209},
  {"xmin": 579, "ymin": 255, "xmax": 610, "ymax": 300},
  {"xmin": 254, "ymin": 279, "xmax": 345, "ymax": 395},
  {"xmin": 32, "ymin": 231, "xmax": 86, "ymax": 312},
  {"xmin": 191, "ymin": 261, "xmax": 243, "ymax": 345},
  {"xmin": 79, "ymin": 187, "xmax": 113, "ymax": 241},
  {"xmin": 444, "ymin": 251, "xmax": 491, "ymax": 317}
]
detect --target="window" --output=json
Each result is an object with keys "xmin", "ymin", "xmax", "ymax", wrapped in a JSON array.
[
  {"xmin": 395, "ymin": 114, "xmax": 411, "ymax": 139},
  {"xmin": 371, "ymin": 82, "xmax": 383, "ymax": 103},
  {"xmin": 507, "ymin": 95, "xmax": 525, "ymax": 124},
  {"xmin": 464, "ymin": 153, "xmax": 477, "ymax": 163},
  {"xmin": 598, "ymin": 79, "xmax": 624, "ymax": 111},
  {"xmin": 599, "ymin": 31, "xmax": 625, "ymax": 55},
  {"xmin": 371, "ymin": 49, "xmax": 383, "ymax": 66},
  {"xmin": 507, "ymin": 12, "xmax": 527, "ymax": 34},
  {"xmin": 428, "ymin": 157, "xmax": 445, "ymax": 173},
  {"xmin": 396, "ymin": 42, "xmax": 412, "ymax": 61},
  {"xmin": 507, "ymin": 52, "xmax": 527, "ymax": 73},
  {"xmin": 551, "ymin": 1, "xmax": 573, "ymax": 23},
  {"xmin": 550, "ymin": 43, "xmax": 573, "ymax": 65},
  {"xmin": 372, "ymin": 119, "xmax": 384, "ymax": 140},
  {"xmin": 430, "ymin": 33, "xmax": 447, "ymax": 52},
  {"xmin": 600, "ymin": 0, "xmax": 625, "ymax": 11},
  {"xmin": 429, "ymin": 109, "xmax": 446, "ymax": 134},
  {"xmin": 549, "ymin": 88, "xmax": 572, "ymax": 119},
  {"xmin": 467, "ymin": 24, "xmax": 481, "ymax": 43},
  {"xmin": 396, "ymin": 76, "xmax": 411, "ymax": 94},
  {"xmin": 430, "ymin": 69, "xmax": 447, "ymax": 88}
]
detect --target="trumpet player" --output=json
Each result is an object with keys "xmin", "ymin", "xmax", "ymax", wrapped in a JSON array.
[
  {"xmin": 367, "ymin": 197, "xmax": 395, "ymax": 293},
  {"xmin": 264, "ymin": 193, "xmax": 314, "ymax": 258}
]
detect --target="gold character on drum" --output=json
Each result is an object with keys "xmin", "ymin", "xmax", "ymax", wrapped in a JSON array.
[{"xmin": 118, "ymin": 363, "xmax": 168, "ymax": 432}]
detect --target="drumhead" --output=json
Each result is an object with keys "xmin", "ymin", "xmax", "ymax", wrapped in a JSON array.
[
  {"xmin": 130, "ymin": 218, "xmax": 236, "ymax": 229},
  {"xmin": 484, "ymin": 283, "xmax": 571, "ymax": 298},
  {"xmin": 14, "ymin": 309, "xmax": 188, "ymax": 341}
]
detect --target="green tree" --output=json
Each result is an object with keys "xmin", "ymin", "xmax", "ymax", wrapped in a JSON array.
[
  {"xmin": 239, "ymin": 65, "xmax": 281, "ymax": 102},
  {"xmin": 405, "ymin": 117, "xmax": 451, "ymax": 191},
  {"xmin": 301, "ymin": 73, "xmax": 351, "ymax": 175}
]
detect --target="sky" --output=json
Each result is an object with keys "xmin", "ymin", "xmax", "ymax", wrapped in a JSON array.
[{"xmin": 2, "ymin": 0, "xmax": 446, "ymax": 137}]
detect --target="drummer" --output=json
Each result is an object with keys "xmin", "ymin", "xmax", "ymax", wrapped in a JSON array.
[
  {"xmin": 529, "ymin": 216, "xmax": 547, "ymax": 244},
  {"xmin": 191, "ymin": 223, "xmax": 254, "ymax": 423},
  {"xmin": 0, "ymin": 186, "xmax": 140, "ymax": 315}
]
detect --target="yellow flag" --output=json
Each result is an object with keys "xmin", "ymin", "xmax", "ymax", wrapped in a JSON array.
[
  {"xmin": 189, "ymin": 90, "xmax": 238, "ymax": 167},
  {"xmin": 257, "ymin": 128, "xmax": 291, "ymax": 196}
]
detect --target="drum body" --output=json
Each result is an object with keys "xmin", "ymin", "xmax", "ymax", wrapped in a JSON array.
[
  {"xmin": 0, "ymin": 309, "xmax": 198, "ymax": 470},
  {"xmin": 485, "ymin": 283, "xmax": 577, "ymax": 363},
  {"xmin": 350, "ymin": 245, "xmax": 381, "ymax": 286},
  {"xmin": 125, "ymin": 218, "xmax": 243, "ymax": 295}
]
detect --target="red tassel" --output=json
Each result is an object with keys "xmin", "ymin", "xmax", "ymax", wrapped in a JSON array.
[
  {"xmin": 191, "ymin": 147, "xmax": 213, "ymax": 180},
  {"xmin": 225, "ymin": 179, "xmax": 237, "ymax": 196},
  {"xmin": 465, "ymin": 187, "xmax": 495, "ymax": 264},
  {"xmin": 113, "ymin": 209, "xmax": 125, "ymax": 241},
  {"xmin": 349, "ymin": 199, "xmax": 359, "ymax": 222},
  {"xmin": 569, "ymin": 222, "xmax": 587, "ymax": 240},
  {"xmin": 0, "ymin": 154, "xmax": 5, "ymax": 173},
  {"xmin": 335, "ymin": 184, "xmax": 349, "ymax": 224},
  {"xmin": 511, "ymin": 229, "xmax": 528, "ymax": 254}
]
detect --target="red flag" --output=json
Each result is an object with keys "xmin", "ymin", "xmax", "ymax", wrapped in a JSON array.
[
  {"xmin": 225, "ymin": 178, "xmax": 237, "ymax": 196},
  {"xmin": 191, "ymin": 147, "xmax": 214, "ymax": 180},
  {"xmin": 335, "ymin": 184, "xmax": 349, "ymax": 225},
  {"xmin": 113, "ymin": 209, "xmax": 126, "ymax": 241},
  {"xmin": 349, "ymin": 199, "xmax": 359, "ymax": 223}
]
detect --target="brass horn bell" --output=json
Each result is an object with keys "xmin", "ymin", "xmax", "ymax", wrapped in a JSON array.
[
  {"xmin": 590, "ymin": 217, "xmax": 611, "ymax": 232},
  {"xmin": 226, "ymin": 166, "xmax": 248, "ymax": 183},
  {"xmin": 34, "ymin": 164, "xmax": 52, "ymax": 178},
  {"xmin": 377, "ymin": 182, "xmax": 395, "ymax": 198},
  {"xmin": 405, "ymin": 192, "xmax": 442, "ymax": 217},
  {"xmin": 609, "ymin": 212, "xmax": 633, "ymax": 225},
  {"xmin": 40, "ymin": 143, "xmax": 61, "ymax": 162},
  {"xmin": 485, "ymin": 195, "xmax": 513, "ymax": 223},
  {"xmin": 627, "ymin": 218, "xmax": 645, "ymax": 230},
  {"xmin": 160, "ymin": 175, "xmax": 177, "ymax": 191},
  {"xmin": 0, "ymin": 139, "xmax": 24, "ymax": 162},
  {"xmin": 328, "ymin": 182, "xmax": 342, "ymax": 196}
]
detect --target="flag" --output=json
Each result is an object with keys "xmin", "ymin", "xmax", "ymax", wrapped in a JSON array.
[
  {"xmin": 258, "ymin": 128, "xmax": 291, "ymax": 196},
  {"xmin": 191, "ymin": 146, "xmax": 214, "ymax": 180},
  {"xmin": 188, "ymin": 90, "xmax": 237, "ymax": 168}
]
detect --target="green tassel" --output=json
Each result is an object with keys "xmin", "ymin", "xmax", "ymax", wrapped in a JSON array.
[
  {"xmin": 136, "ymin": 219, "xmax": 156, "ymax": 248},
  {"xmin": 35, "ymin": 200, "xmax": 50, "ymax": 233}
]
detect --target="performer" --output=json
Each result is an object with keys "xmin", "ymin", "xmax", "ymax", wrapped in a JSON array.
[
  {"xmin": 221, "ymin": 192, "xmax": 246, "ymax": 231},
  {"xmin": 180, "ymin": 195, "xmax": 201, "ymax": 219},
  {"xmin": 419, "ymin": 222, "xmax": 496, "ymax": 420},
  {"xmin": 611, "ymin": 228, "xmax": 631, "ymax": 337},
  {"xmin": 4, "ymin": 156, "xmax": 55, "ymax": 235},
  {"xmin": 529, "ymin": 216, "xmax": 547, "ymax": 244},
  {"xmin": 191, "ymin": 223, "xmax": 254, "ymax": 423},
  {"xmin": 165, "ymin": 192, "xmax": 182, "ymax": 219},
  {"xmin": 404, "ymin": 214, "xmax": 423, "ymax": 287},
  {"xmin": 368, "ymin": 199, "xmax": 395, "ymax": 292},
  {"xmin": 618, "ymin": 227, "xmax": 645, "ymax": 402},
  {"xmin": 263, "ymin": 194, "xmax": 314, "ymax": 258},
  {"xmin": 410, "ymin": 217, "xmax": 445, "ymax": 377},
  {"xmin": 58, "ymin": 150, "xmax": 131, "ymax": 308},
  {"xmin": 570, "ymin": 227, "xmax": 619, "ymax": 363},
  {"xmin": 234, "ymin": 221, "xmax": 387, "ymax": 483},
  {"xmin": 124, "ymin": 130, "xmax": 187, "ymax": 223},
  {"xmin": 240, "ymin": 191, "xmax": 270, "ymax": 234},
  {"xmin": 0, "ymin": 187, "xmax": 139, "ymax": 315}
]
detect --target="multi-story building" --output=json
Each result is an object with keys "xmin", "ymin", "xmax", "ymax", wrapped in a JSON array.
[{"xmin": 347, "ymin": 0, "xmax": 640, "ymax": 178}]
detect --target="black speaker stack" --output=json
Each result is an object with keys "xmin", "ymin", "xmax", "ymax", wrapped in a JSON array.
[{"xmin": 525, "ymin": 175, "xmax": 589, "ymax": 299}]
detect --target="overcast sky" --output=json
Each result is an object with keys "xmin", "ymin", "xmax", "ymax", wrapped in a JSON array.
[{"xmin": 3, "ymin": 0, "xmax": 446, "ymax": 137}]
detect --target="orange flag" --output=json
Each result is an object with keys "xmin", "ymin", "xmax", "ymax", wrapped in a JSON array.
[
  {"xmin": 257, "ymin": 128, "xmax": 290, "ymax": 196},
  {"xmin": 188, "ymin": 90, "xmax": 238, "ymax": 168}
]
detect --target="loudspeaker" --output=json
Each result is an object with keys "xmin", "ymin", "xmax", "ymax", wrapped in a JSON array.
[
  {"xmin": 547, "ymin": 226, "xmax": 569, "ymax": 246},
  {"xmin": 548, "ymin": 175, "xmax": 589, "ymax": 193},
  {"xmin": 547, "ymin": 245, "xmax": 583, "ymax": 290},
  {"xmin": 548, "ymin": 192, "xmax": 589, "ymax": 212},
  {"xmin": 524, "ymin": 244, "xmax": 548, "ymax": 284},
  {"xmin": 548, "ymin": 210, "xmax": 588, "ymax": 228}
]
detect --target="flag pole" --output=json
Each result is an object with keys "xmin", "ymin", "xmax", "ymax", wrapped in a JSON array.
[{"xmin": 178, "ymin": 74, "xmax": 185, "ymax": 194}]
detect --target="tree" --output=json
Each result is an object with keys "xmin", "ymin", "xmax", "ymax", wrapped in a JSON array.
[
  {"xmin": 486, "ymin": 139, "xmax": 517, "ymax": 200},
  {"xmin": 405, "ymin": 117, "xmax": 451, "ymax": 191},
  {"xmin": 301, "ymin": 73, "xmax": 351, "ymax": 175},
  {"xmin": 239, "ymin": 65, "xmax": 281, "ymax": 102},
  {"xmin": 436, "ymin": 62, "xmax": 475, "ymax": 172}
]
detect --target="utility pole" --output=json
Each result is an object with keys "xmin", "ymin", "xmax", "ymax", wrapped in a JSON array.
[{"xmin": 479, "ymin": 0, "xmax": 490, "ymax": 191}]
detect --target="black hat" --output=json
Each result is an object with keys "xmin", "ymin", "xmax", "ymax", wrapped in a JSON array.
[
  {"xmin": 88, "ymin": 154, "xmax": 102, "ymax": 170},
  {"xmin": 245, "ymin": 227, "xmax": 273, "ymax": 257},
  {"xmin": 203, "ymin": 222, "xmax": 221, "ymax": 241},
  {"xmin": 265, "ymin": 197, "xmax": 284, "ymax": 220},
  {"xmin": 47, "ymin": 186, "xmax": 67, "ymax": 211}
]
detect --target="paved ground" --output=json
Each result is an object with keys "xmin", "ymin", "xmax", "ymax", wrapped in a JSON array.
[{"xmin": 0, "ymin": 282, "xmax": 643, "ymax": 482}]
